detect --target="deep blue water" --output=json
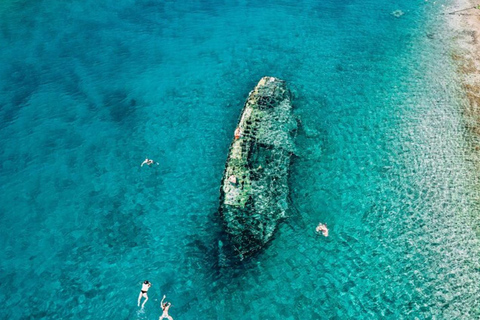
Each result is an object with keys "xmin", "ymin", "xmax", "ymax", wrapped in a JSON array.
[{"xmin": 2, "ymin": 0, "xmax": 480, "ymax": 319}]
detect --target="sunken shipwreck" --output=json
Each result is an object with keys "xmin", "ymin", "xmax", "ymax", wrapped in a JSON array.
[{"xmin": 219, "ymin": 76, "xmax": 297, "ymax": 258}]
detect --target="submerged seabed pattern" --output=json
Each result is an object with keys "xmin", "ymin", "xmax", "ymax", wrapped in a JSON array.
[{"xmin": 1, "ymin": 0, "xmax": 480, "ymax": 319}]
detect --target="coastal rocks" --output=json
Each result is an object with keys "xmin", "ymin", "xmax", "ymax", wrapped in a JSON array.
[
  {"xmin": 219, "ymin": 77, "xmax": 297, "ymax": 258},
  {"xmin": 448, "ymin": 0, "xmax": 480, "ymax": 155}
]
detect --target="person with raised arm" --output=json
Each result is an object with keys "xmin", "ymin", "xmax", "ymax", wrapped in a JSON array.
[{"xmin": 159, "ymin": 294, "xmax": 173, "ymax": 320}]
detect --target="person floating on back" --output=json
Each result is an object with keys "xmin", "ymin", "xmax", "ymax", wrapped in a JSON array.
[
  {"xmin": 138, "ymin": 280, "xmax": 152, "ymax": 308},
  {"xmin": 316, "ymin": 223, "xmax": 329, "ymax": 237},
  {"xmin": 141, "ymin": 158, "xmax": 158, "ymax": 167},
  {"xmin": 159, "ymin": 294, "xmax": 173, "ymax": 320}
]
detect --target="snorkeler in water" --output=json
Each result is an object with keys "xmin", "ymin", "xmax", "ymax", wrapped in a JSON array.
[
  {"xmin": 141, "ymin": 158, "xmax": 159, "ymax": 167},
  {"xmin": 316, "ymin": 223, "xmax": 329, "ymax": 237}
]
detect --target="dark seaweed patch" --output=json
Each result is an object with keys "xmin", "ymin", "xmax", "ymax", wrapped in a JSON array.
[{"xmin": 103, "ymin": 89, "xmax": 137, "ymax": 125}]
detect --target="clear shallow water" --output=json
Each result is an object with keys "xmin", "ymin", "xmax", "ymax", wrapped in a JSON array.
[{"xmin": 1, "ymin": 0, "xmax": 480, "ymax": 319}]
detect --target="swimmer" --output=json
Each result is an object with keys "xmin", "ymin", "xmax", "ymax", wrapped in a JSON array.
[
  {"xmin": 234, "ymin": 127, "xmax": 242, "ymax": 139},
  {"xmin": 138, "ymin": 280, "xmax": 152, "ymax": 308},
  {"xmin": 141, "ymin": 158, "xmax": 158, "ymax": 167},
  {"xmin": 159, "ymin": 295, "xmax": 173, "ymax": 320},
  {"xmin": 316, "ymin": 223, "xmax": 329, "ymax": 237}
]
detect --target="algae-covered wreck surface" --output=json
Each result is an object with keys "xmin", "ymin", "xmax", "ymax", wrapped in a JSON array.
[{"xmin": 219, "ymin": 76, "xmax": 297, "ymax": 258}]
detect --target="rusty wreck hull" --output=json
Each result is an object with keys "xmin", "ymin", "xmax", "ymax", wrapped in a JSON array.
[{"xmin": 219, "ymin": 76, "xmax": 296, "ymax": 258}]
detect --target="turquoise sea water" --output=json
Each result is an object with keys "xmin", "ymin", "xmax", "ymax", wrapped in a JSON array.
[{"xmin": 2, "ymin": 0, "xmax": 480, "ymax": 319}]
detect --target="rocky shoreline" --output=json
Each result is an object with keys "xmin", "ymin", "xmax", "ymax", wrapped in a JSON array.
[{"xmin": 448, "ymin": 0, "xmax": 480, "ymax": 144}]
